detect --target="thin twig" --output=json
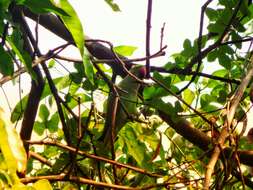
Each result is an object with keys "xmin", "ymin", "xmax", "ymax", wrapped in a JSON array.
[
  {"xmin": 177, "ymin": 0, "xmax": 213, "ymax": 94},
  {"xmin": 160, "ymin": 22, "xmax": 166, "ymax": 50},
  {"xmin": 54, "ymin": 45, "xmax": 166, "ymax": 64},
  {"xmin": 0, "ymin": 43, "xmax": 70, "ymax": 85},
  {"xmin": 26, "ymin": 140, "xmax": 162, "ymax": 178},
  {"xmin": 53, "ymin": 52, "xmax": 240, "ymax": 85},
  {"xmin": 21, "ymin": 174, "xmax": 138, "ymax": 190},
  {"xmin": 145, "ymin": 0, "xmax": 153, "ymax": 78},
  {"xmin": 29, "ymin": 151, "xmax": 53, "ymax": 167},
  {"xmin": 110, "ymin": 95, "xmax": 119, "ymax": 184},
  {"xmin": 86, "ymin": 39, "xmax": 145, "ymax": 83}
]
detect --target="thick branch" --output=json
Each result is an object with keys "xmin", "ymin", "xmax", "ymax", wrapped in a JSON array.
[{"xmin": 10, "ymin": 6, "xmax": 45, "ymax": 153}]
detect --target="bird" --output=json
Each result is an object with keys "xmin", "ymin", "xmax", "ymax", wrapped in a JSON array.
[{"xmin": 99, "ymin": 65, "xmax": 146, "ymax": 149}]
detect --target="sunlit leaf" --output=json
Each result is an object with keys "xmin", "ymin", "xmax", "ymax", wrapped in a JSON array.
[
  {"xmin": 56, "ymin": 0, "xmax": 94, "ymax": 84},
  {"xmin": 39, "ymin": 104, "xmax": 50, "ymax": 122},
  {"xmin": 34, "ymin": 121, "xmax": 45, "ymax": 136},
  {"xmin": 83, "ymin": 49, "xmax": 94, "ymax": 84},
  {"xmin": 33, "ymin": 179, "xmax": 52, "ymax": 190},
  {"xmin": 16, "ymin": 0, "xmax": 68, "ymax": 15},
  {"xmin": 0, "ymin": 108, "xmax": 27, "ymax": 174},
  {"xmin": 182, "ymin": 89, "xmax": 195, "ymax": 110},
  {"xmin": 120, "ymin": 124, "xmax": 151, "ymax": 169},
  {"xmin": 113, "ymin": 45, "xmax": 137, "ymax": 56},
  {"xmin": 47, "ymin": 113, "xmax": 59, "ymax": 133}
]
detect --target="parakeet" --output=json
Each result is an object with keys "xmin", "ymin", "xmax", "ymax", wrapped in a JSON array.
[{"xmin": 99, "ymin": 65, "xmax": 146, "ymax": 149}]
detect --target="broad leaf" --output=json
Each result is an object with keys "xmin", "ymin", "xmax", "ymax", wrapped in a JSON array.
[
  {"xmin": 33, "ymin": 179, "xmax": 52, "ymax": 190},
  {"xmin": 7, "ymin": 31, "xmax": 36, "ymax": 80},
  {"xmin": 120, "ymin": 124, "xmax": 151, "ymax": 169},
  {"xmin": 0, "ymin": 46, "xmax": 13, "ymax": 76},
  {"xmin": 16, "ymin": 0, "xmax": 68, "ymax": 15},
  {"xmin": 39, "ymin": 104, "xmax": 50, "ymax": 122},
  {"xmin": 113, "ymin": 45, "xmax": 137, "ymax": 56},
  {"xmin": 56, "ymin": 0, "xmax": 94, "ymax": 84},
  {"xmin": 182, "ymin": 89, "xmax": 195, "ymax": 110},
  {"xmin": 0, "ymin": 108, "xmax": 27, "ymax": 174}
]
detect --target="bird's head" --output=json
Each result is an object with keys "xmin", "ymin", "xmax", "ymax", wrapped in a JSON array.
[{"xmin": 130, "ymin": 65, "xmax": 146, "ymax": 79}]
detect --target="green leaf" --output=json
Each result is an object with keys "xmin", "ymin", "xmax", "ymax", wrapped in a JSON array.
[
  {"xmin": 43, "ymin": 146, "xmax": 60, "ymax": 158},
  {"xmin": 48, "ymin": 59, "xmax": 55, "ymax": 68},
  {"xmin": 39, "ymin": 104, "xmax": 50, "ymax": 122},
  {"xmin": 47, "ymin": 113, "xmax": 59, "ymax": 133},
  {"xmin": 17, "ymin": 0, "xmax": 68, "ymax": 15},
  {"xmin": 113, "ymin": 45, "xmax": 138, "ymax": 56},
  {"xmin": 172, "ymin": 53, "xmax": 189, "ymax": 68},
  {"xmin": 146, "ymin": 98, "xmax": 175, "ymax": 117},
  {"xmin": 217, "ymin": 89, "xmax": 227, "ymax": 103},
  {"xmin": 219, "ymin": 0, "xmax": 237, "ymax": 7},
  {"xmin": 212, "ymin": 69, "xmax": 228, "ymax": 77},
  {"xmin": 231, "ymin": 31, "xmax": 242, "ymax": 49},
  {"xmin": 207, "ymin": 22, "xmax": 225, "ymax": 35},
  {"xmin": 143, "ymin": 72, "xmax": 172, "ymax": 99},
  {"xmin": 182, "ymin": 39, "xmax": 194, "ymax": 57},
  {"xmin": 218, "ymin": 46, "xmax": 234, "ymax": 55},
  {"xmin": 153, "ymin": 71, "xmax": 171, "ymax": 87},
  {"xmin": 56, "ymin": 0, "xmax": 84, "ymax": 53},
  {"xmin": 220, "ymin": 9, "xmax": 232, "ymax": 25},
  {"xmin": 174, "ymin": 101, "xmax": 184, "ymax": 113},
  {"xmin": 218, "ymin": 54, "xmax": 231, "ymax": 69},
  {"xmin": 205, "ymin": 8, "xmax": 218, "ymax": 21},
  {"xmin": 33, "ymin": 179, "xmax": 52, "ymax": 190},
  {"xmin": 183, "ymin": 39, "xmax": 191, "ymax": 50},
  {"xmin": 34, "ymin": 121, "xmax": 45, "ymax": 136},
  {"xmin": 70, "ymin": 72, "xmax": 83, "ymax": 84},
  {"xmin": 56, "ymin": 0, "xmax": 94, "ymax": 84},
  {"xmin": 0, "ymin": 169, "xmax": 12, "ymax": 186},
  {"xmin": 182, "ymin": 89, "xmax": 195, "ymax": 110},
  {"xmin": 240, "ymin": 0, "xmax": 250, "ymax": 15},
  {"xmin": 120, "ymin": 124, "xmax": 150, "ymax": 169},
  {"xmin": 0, "ymin": 0, "xmax": 11, "ymax": 12},
  {"xmin": 82, "ymin": 78, "xmax": 97, "ymax": 91},
  {"xmin": 143, "ymin": 86, "xmax": 167, "ymax": 100},
  {"xmin": 207, "ymin": 50, "xmax": 218, "ymax": 62},
  {"xmin": 200, "ymin": 94, "xmax": 215, "ymax": 108},
  {"xmin": 104, "ymin": 0, "xmax": 121, "ymax": 11},
  {"xmin": 11, "ymin": 96, "xmax": 28, "ymax": 123},
  {"xmin": 64, "ymin": 93, "xmax": 91, "ymax": 111},
  {"xmin": 83, "ymin": 48, "xmax": 94, "ymax": 84},
  {"xmin": 0, "ymin": 46, "xmax": 13, "ymax": 76},
  {"xmin": 7, "ymin": 35, "xmax": 36, "ymax": 80},
  {"xmin": 0, "ymin": 108, "xmax": 27, "ymax": 174},
  {"xmin": 51, "ymin": 152, "xmax": 69, "ymax": 173}
]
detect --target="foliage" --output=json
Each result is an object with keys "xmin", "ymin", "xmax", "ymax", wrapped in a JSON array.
[{"xmin": 0, "ymin": 0, "xmax": 253, "ymax": 189}]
